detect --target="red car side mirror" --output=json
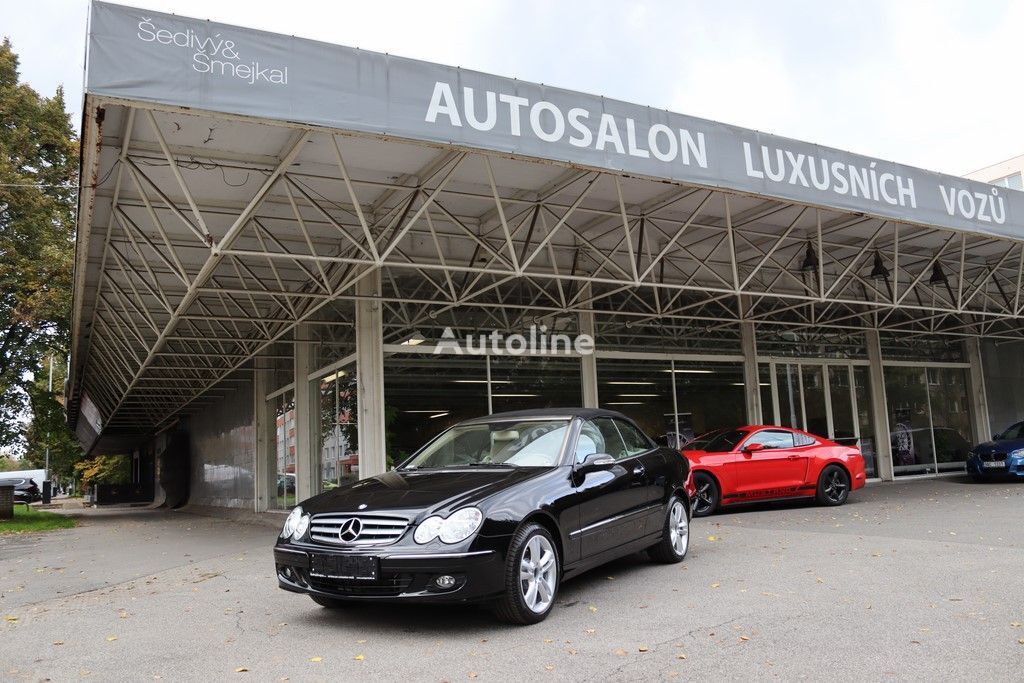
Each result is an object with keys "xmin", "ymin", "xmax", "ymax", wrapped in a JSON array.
[{"xmin": 742, "ymin": 442, "xmax": 766, "ymax": 454}]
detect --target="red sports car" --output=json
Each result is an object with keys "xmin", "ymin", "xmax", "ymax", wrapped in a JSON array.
[{"xmin": 682, "ymin": 426, "xmax": 866, "ymax": 517}]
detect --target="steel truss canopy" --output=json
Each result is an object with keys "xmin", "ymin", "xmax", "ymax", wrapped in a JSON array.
[{"xmin": 71, "ymin": 1, "xmax": 1024, "ymax": 446}]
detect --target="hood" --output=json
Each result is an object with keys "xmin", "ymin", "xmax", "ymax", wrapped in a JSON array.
[
  {"xmin": 974, "ymin": 437, "xmax": 1024, "ymax": 454},
  {"xmin": 300, "ymin": 467, "xmax": 552, "ymax": 517}
]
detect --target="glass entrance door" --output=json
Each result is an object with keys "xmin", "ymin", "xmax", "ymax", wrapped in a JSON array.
[{"xmin": 764, "ymin": 361, "xmax": 876, "ymax": 476}]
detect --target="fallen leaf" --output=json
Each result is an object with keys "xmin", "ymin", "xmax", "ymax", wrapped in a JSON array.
[
  {"xmin": 567, "ymin": 649, "xmax": 578, "ymax": 655},
  {"xmin": 4, "ymin": 615, "xmax": 17, "ymax": 622},
  {"xmin": 53, "ymin": 641, "xmax": 64, "ymax": 646},
  {"xmin": 544, "ymin": 665, "xmax": 554, "ymax": 671},
  {"xmin": 740, "ymin": 636, "xmax": 750, "ymax": 641},
  {"xmin": 234, "ymin": 668, "xmax": 249, "ymax": 673},
  {"xmin": 677, "ymin": 654, "xmax": 688, "ymax": 660},
  {"xmin": 354, "ymin": 655, "xmax": 365, "ymax": 661},
  {"xmin": 468, "ymin": 673, "xmax": 478, "ymax": 679},
  {"xmin": 588, "ymin": 605, "xmax": 598, "ymax": 613},
  {"xmin": 816, "ymin": 577, "xmax": 824, "ymax": 584},
  {"xmin": 1012, "ymin": 622, "xmax": 1022, "ymax": 628},
  {"xmin": 356, "ymin": 639, "xmax": 367, "ymax": 644},
  {"xmin": 614, "ymin": 648, "xmax": 628, "ymax": 656},
  {"xmin": 710, "ymin": 583, "xmax": 721, "ymax": 589},
  {"xmin": 585, "ymin": 629, "xmax": 595, "ymax": 634},
  {"xmin": 107, "ymin": 636, "xmax": 118, "ymax": 642},
  {"xmin": 1019, "ymin": 639, "xmax": 1024, "ymax": 645},
  {"xmin": 309, "ymin": 657, "xmax": 322, "ymax": 663},
  {"xmin": 638, "ymin": 646, "xmax": 650, "ymax": 652},
  {"xmin": 544, "ymin": 638, "xmax": 554, "ymax": 643},
  {"xmin": 707, "ymin": 536, "xmax": 718, "ymax": 542}
]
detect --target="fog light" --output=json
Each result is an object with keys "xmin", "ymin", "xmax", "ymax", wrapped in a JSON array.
[{"xmin": 434, "ymin": 575, "xmax": 457, "ymax": 590}]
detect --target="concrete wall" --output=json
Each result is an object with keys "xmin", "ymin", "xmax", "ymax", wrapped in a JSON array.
[
  {"xmin": 184, "ymin": 378, "xmax": 256, "ymax": 509},
  {"xmin": 981, "ymin": 340, "xmax": 1024, "ymax": 437}
]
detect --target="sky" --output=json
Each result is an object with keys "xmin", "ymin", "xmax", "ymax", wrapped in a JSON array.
[{"xmin": 3, "ymin": 0, "xmax": 1023, "ymax": 177}]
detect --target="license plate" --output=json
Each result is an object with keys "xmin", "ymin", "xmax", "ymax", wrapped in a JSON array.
[
  {"xmin": 310, "ymin": 554, "xmax": 378, "ymax": 580},
  {"xmin": 983, "ymin": 461, "xmax": 1005, "ymax": 469}
]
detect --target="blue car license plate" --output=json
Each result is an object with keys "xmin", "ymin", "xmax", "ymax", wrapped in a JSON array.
[
  {"xmin": 983, "ymin": 461, "xmax": 1004, "ymax": 469},
  {"xmin": 310, "ymin": 554, "xmax": 378, "ymax": 580}
]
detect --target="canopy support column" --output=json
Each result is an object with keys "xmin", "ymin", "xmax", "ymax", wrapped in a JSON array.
[
  {"xmin": 964, "ymin": 337, "xmax": 992, "ymax": 442},
  {"xmin": 294, "ymin": 323, "xmax": 319, "ymax": 501},
  {"xmin": 866, "ymin": 329, "xmax": 894, "ymax": 481},
  {"xmin": 579, "ymin": 284, "xmax": 598, "ymax": 408},
  {"xmin": 356, "ymin": 270, "xmax": 387, "ymax": 479},
  {"xmin": 740, "ymin": 320, "xmax": 762, "ymax": 424}
]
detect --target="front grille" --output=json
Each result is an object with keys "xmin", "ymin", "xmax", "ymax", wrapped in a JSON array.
[
  {"xmin": 309, "ymin": 514, "xmax": 409, "ymax": 547},
  {"xmin": 981, "ymin": 453, "xmax": 1007, "ymax": 463},
  {"xmin": 306, "ymin": 573, "xmax": 414, "ymax": 597}
]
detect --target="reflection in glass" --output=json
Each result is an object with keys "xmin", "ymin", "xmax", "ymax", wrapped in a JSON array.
[
  {"xmin": 885, "ymin": 366, "xmax": 934, "ymax": 476},
  {"xmin": 802, "ymin": 365, "xmax": 828, "ymax": 439},
  {"xmin": 271, "ymin": 390, "xmax": 296, "ymax": 509},
  {"xmin": 318, "ymin": 365, "xmax": 358, "ymax": 488},
  {"xmin": 828, "ymin": 365, "xmax": 856, "ymax": 445},
  {"xmin": 488, "ymin": 356, "xmax": 582, "ymax": 415},
  {"xmin": 927, "ymin": 367, "xmax": 972, "ymax": 473},
  {"xmin": 853, "ymin": 366, "xmax": 877, "ymax": 477}
]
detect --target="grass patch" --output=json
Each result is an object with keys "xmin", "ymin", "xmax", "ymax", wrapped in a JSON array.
[{"xmin": 0, "ymin": 506, "xmax": 77, "ymax": 534}]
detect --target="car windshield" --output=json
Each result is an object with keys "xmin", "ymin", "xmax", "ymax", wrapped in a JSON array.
[
  {"xmin": 702, "ymin": 428, "xmax": 749, "ymax": 453},
  {"xmin": 685, "ymin": 429, "xmax": 725, "ymax": 451},
  {"xmin": 401, "ymin": 419, "xmax": 571, "ymax": 469}
]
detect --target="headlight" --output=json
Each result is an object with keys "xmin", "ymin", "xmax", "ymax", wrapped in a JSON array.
[
  {"xmin": 414, "ymin": 507, "xmax": 483, "ymax": 545},
  {"xmin": 281, "ymin": 506, "xmax": 303, "ymax": 539},
  {"xmin": 1010, "ymin": 449, "xmax": 1024, "ymax": 459},
  {"xmin": 292, "ymin": 513, "xmax": 310, "ymax": 541}
]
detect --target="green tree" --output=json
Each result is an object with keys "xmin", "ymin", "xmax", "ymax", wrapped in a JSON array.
[
  {"xmin": 0, "ymin": 38, "xmax": 78, "ymax": 452},
  {"xmin": 22, "ymin": 353, "xmax": 82, "ymax": 480}
]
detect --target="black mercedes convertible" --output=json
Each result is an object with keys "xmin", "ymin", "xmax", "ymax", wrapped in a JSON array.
[{"xmin": 273, "ymin": 408, "xmax": 692, "ymax": 624}]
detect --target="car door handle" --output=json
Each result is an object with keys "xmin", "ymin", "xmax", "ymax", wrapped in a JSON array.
[
  {"xmin": 787, "ymin": 455, "xmax": 800, "ymax": 460},
  {"xmin": 633, "ymin": 464, "xmax": 646, "ymax": 476}
]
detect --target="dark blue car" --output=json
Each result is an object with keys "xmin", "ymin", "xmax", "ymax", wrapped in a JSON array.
[{"xmin": 966, "ymin": 421, "xmax": 1024, "ymax": 481}]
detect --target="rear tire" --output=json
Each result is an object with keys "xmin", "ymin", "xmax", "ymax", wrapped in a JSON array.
[
  {"xmin": 816, "ymin": 465, "xmax": 851, "ymax": 506},
  {"xmin": 493, "ymin": 523, "xmax": 559, "ymax": 625},
  {"xmin": 648, "ymin": 496, "xmax": 690, "ymax": 563},
  {"xmin": 692, "ymin": 472, "xmax": 719, "ymax": 517}
]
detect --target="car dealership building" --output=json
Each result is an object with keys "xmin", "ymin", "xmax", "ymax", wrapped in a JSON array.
[{"xmin": 70, "ymin": 2, "xmax": 1024, "ymax": 510}]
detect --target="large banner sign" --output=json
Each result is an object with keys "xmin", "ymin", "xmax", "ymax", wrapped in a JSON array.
[{"xmin": 87, "ymin": 2, "xmax": 1023, "ymax": 240}]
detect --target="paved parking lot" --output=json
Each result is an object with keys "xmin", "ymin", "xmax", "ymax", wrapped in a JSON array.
[{"xmin": 2, "ymin": 477, "xmax": 1023, "ymax": 681}]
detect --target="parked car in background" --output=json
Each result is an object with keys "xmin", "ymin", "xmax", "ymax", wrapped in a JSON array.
[
  {"xmin": 966, "ymin": 421, "xmax": 1024, "ymax": 481},
  {"xmin": 0, "ymin": 477, "xmax": 42, "ymax": 504},
  {"xmin": 681, "ymin": 426, "xmax": 866, "ymax": 517},
  {"xmin": 274, "ymin": 408, "xmax": 692, "ymax": 624}
]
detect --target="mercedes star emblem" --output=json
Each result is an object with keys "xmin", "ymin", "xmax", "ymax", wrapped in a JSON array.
[{"xmin": 338, "ymin": 518, "xmax": 362, "ymax": 543}]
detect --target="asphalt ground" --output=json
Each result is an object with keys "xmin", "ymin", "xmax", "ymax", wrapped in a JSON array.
[{"xmin": 2, "ymin": 476, "xmax": 1023, "ymax": 681}]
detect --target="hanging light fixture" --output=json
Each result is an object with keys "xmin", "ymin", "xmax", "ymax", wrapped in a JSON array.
[
  {"xmin": 800, "ymin": 240, "xmax": 818, "ymax": 272},
  {"xmin": 928, "ymin": 261, "xmax": 947, "ymax": 286},
  {"xmin": 869, "ymin": 251, "xmax": 890, "ymax": 280}
]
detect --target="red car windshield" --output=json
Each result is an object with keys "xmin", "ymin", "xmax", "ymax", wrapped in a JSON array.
[{"xmin": 700, "ymin": 429, "xmax": 749, "ymax": 453}]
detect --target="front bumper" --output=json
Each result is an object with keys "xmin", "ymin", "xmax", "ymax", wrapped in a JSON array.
[
  {"xmin": 274, "ymin": 541, "xmax": 507, "ymax": 604},
  {"xmin": 966, "ymin": 455, "xmax": 1024, "ymax": 478}
]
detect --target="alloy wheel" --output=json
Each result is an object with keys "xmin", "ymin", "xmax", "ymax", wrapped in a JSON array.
[
  {"xmin": 669, "ymin": 501, "xmax": 689, "ymax": 556},
  {"xmin": 519, "ymin": 534, "xmax": 557, "ymax": 613},
  {"xmin": 695, "ymin": 479, "xmax": 714, "ymax": 515},
  {"xmin": 823, "ymin": 470, "xmax": 848, "ymax": 503}
]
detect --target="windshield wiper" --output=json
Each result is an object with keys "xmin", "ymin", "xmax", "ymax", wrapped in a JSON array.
[{"xmin": 464, "ymin": 461, "xmax": 521, "ymax": 468}]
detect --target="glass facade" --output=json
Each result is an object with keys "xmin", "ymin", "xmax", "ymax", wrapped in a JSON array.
[{"xmin": 885, "ymin": 365, "xmax": 972, "ymax": 476}]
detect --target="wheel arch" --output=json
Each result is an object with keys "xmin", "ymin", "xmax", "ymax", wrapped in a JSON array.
[{"xmin": 516, "ymin": 510, "xmax": 565, "ymax": 570}]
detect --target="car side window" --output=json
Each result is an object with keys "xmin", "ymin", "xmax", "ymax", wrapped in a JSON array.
[
  {"xmin": 744, "ymin": 429, "xmax": 795, "ymax": 449},
  {"xmin": 574, "ymin": 420, "xmax": 604, "ymax": 464},
  {"xmin": 1008, "ymin": 422, "xmax": 1024, "ymax": 440},
  {"xmin": 614, "ymin": 419, "xmax": 653, "ymax": 456},
  {"xmin": 793, "ymin": 433, "xmax": 817, "ymax": 447},
  {"xmin": 583, "ymin": 417, "xmax": 629, "ymax": 461}
]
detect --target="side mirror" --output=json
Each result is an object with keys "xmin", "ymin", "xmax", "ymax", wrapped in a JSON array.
[
  {"xmin": 742, "ymin": 442, "xmax": 766, "ymax": 454},
  {"xmin": 576, "ymin": 452, "xmax": 615, "ymax": 474}
]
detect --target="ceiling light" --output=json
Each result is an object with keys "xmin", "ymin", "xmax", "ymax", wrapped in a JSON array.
[
  {"xmin": 618, "ymin": 393, "xmax": 659, "ymax": 397},
  {"xmin": 606, "ymin": 381, "xmax": 655, "ymax": 385},
  {"xmin": 320, "ymin": 369, "xmax": 348, "ymax": 383},
  {"xmin": 605, "ymin": 401, "xmax": 643, "ymax": 405},
  {"xmin": 662, "ymin": 369, "xmax": 713, "ymax": 374},
  {"xmin": 869, "ymin": 251, "xmax": 890, "ymax": 281},
  {"xmin": 928, "ymin": 261, "xmax": 948, "ymax": 286},
  {"xmin": 452, "ymin": 379, "xmax": 510, "ymax": 384},
  {"xmin": 800, "ymin": 240, "xmax": 819, "ymax": 272},
  {"xmin": 491, "ymin": 393, "xmax": 538, "ymax": 398},
  {"xmin": 400, "ymin": 331, "xmax": 427, "ymax": 346},
  {"xmin": 731, "ymin": 382, "xmax": 771, "ymax": 387},
  {"xmin": 428, "ymin": 412, "xmax": 449, "ymax": 419},
  {"xmin": 404, "ymin": 410, "xmax": 448, "ymax": 413}
]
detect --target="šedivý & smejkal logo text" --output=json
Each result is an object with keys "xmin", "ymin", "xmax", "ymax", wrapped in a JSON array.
[{"xmin": 136, "ymin": 18, "xmax": 288, "ymax": 86}]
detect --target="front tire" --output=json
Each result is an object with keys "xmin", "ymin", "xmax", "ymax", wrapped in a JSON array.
[
  {"xmin": 692, "ymin": 472, "xmax": 720, "ymax": 517},
  {"xmin": 493, "ymin": 523, "xmax": 559, "ymax": 625},
  {"xmin": 648, "ymin": 496, "xmax": 690, "ymax": 563},
  {"xmin": 816, "ymin": 465, "xmax": 851, "ymax": 506}
]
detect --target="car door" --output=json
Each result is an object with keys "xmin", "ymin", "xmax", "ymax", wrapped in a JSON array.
[
  {"xmin": 732, "ymin": 429, "xmax": 811, "ymax": 498},
  {"xmin": 612, "ymin": 418, "xmax": 668, "ymax": 519},
  {"xmin": 573, "ymin": 417, "xmax": 648, "ymax": 559}
]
